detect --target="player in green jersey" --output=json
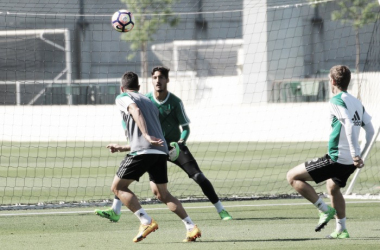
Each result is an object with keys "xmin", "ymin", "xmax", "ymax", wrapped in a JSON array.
[
  {"xmin": 95, "ymin": 66, "xmax": 232, "ymax": 222},
  {"xmin": 147, "ymin": 66, "xmax": 232, "ymax": 220}
]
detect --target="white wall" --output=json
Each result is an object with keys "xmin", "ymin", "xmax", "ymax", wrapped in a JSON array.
[
  {"xmin": 243, "ymin": 0, "xmax": 268, "ymax": 104},
  {"xmin": 0, "ymin": 102, "xmax": 332, "ymax": 143},
  {"xmin": 1, "ymin": 73, "xmax": 378, "ymax": 143},
  {"xmin": 1, "ymin": 102, "xmax": 377, "ymax": 143}
]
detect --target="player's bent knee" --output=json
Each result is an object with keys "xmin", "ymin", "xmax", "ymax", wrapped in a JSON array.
[
  {"xmin": 154, "ymin": 190, "xmax": 171, "ymax": 202},
  {"xmin": 151, "ymin": 189, "xmax": 159, "ymax": 197},
  {"xmin": 110, "ymin": 185, "xmax": 118, "ymax": 195},
  {"xmin": 286, "ymin": 170, "xmax": 295, "ymax": 185},
  {"xmin": 326, "ymin": 179, "xmax": 340, "ymax": 194},
  {"xmin": 191, "ymin": 172, "xmax": 207, "ymax": 184}
]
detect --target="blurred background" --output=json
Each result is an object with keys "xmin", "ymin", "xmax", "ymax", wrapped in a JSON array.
[{"xmin": 0, "ymin": 0, "xmax": 378, "ymax": 105}]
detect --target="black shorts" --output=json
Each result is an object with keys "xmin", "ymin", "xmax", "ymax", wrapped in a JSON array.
[
  {"xmin": 168, "ymin": 144, "xmax": 201, "ymax": 178},
  {"xmin": 116, "ymin": 154, "xmax": 168, "ymax": 184},
  {"xmin": 305, "ymin": 154, "xmax": 356, "ymax": 188}
]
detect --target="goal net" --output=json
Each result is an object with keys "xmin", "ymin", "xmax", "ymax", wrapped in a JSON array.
[{"xmin": 0, "ymin": 0, "xmax": 379, "ymax": 209}]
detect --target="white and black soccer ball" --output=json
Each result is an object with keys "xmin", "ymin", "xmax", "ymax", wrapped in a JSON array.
[{"xmin": 111, "ymin": 9, "xmax": 134, "ymax": 32}]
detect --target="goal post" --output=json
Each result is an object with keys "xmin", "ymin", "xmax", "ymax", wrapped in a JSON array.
[
  {"xmin": 344, "ymin": 10, "xmax": 380, "ymax": 197},
  {"xmin": 0, "ymin": 29, "xmax": 72, "ymax": 105},
  {"xmin": 345, "ymin": 126, "xmax": 380, "ymax": 196}
]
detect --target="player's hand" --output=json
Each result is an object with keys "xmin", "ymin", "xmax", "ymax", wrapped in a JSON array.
[
  {"xmin": 107, "ymin": 144, "xmax": 131, "ymax": 153},
  {"xmin": 144, "ymin": 135, "xmax": 164, "ymax": 146},
  {"xmin": 177, "ymin": 139, "xmax": 185, "ymax": 148},
  {"xmin": 168, "ymin": 142, "xmax": 181, "ymax": 161},
  {"xmin": 353, "ymin": 156, "xmax": 364, "ymax": 168},
  {"xmin": 107, "ymin": 144, "xmax": 120, "ymax": 153}
]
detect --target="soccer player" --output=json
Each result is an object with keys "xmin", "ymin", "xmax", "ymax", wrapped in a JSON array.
[
  {"xmin": 102, "ymin": 71, "xmax": 201, "ymax": 242},
  {"xmin": 96, "ymin": 66, "xmax": 232, "ymax": 221},
  {"xmin": 286, "ymin": 65, "xmax": 375, "ymax": 239}
]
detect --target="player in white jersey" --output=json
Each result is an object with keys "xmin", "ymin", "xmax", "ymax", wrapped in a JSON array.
[{"xmin": 286, "ymin": 65, "xmax": 375, "ymax": 239}]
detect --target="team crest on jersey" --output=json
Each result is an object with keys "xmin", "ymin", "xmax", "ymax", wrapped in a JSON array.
[{"xmin": 160, "ymin": 106, "xmax": 171, "ymax": 115}]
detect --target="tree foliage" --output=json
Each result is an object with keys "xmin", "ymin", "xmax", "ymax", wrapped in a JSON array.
[
  {"xmin": 329, "ymin": 0, "xmax": 379, "ymax": 99},
  {"xmin": 310, "ymin": 0, "xmax": 379, "ymax": 74},
  {"xmin": 331, "ymin": 0, "xmax": 378, "ymax": 29},
  {"xmin": 120, "ymin": 0, "xmax": 179, "ymax": 74}
]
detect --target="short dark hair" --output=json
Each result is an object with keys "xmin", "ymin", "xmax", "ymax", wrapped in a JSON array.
[
  {"xmin": 330, "ymin": 65, "xmax": 351, "ymax": 91},
  {"xmin": 121, "ymin": 71, "xmax": 139, "ymax": 90},
  {"xmin": 151, "ymin": 66, "xmax": 170, "ymax": 79}
]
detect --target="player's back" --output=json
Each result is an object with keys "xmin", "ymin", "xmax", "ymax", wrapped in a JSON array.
[
  {"xmin": 329, "ymin": 91, "xmax": 370, "ymax": 164},
  {"xmin": 117, "ymin": 91, "xmax": 168, "ymax": 153}
]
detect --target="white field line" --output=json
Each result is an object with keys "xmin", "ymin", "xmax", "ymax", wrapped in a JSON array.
[{"xmin": 1, "ymin": 200, "xmax": 379, "ymax": 217}]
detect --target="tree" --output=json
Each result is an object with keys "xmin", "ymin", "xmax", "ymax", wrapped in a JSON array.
[
  {"xmin": 120, "ymin": 0, "xmax": 179, "ymax": 90},
  {"xmin": 310, "ymin": 0, "xmax": 379, "ymax": 100},
  {"xmin": 330, "ymin": 0, "xmax": 379, "ymax": 75}
]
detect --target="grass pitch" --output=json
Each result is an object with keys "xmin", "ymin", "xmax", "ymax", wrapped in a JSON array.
[
  {"xmin": 0, "ymin": 199, "xmax": 379, "ymax": 250},
  {"xmin": 1, "ymin": 141, "xmax": 379, "ymax": 206}
]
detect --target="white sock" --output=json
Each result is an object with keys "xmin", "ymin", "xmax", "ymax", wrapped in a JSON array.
[
  {"xmin": 213, "ymin": 200, "xmax": 224, "ymax": 213},
  {"xmin": 336, "ymin": 217, "xmax": 346, "ymax": 232},
  {"xmin": 134, "ymin": 208, "xmax": 152, "ymax": 225},
  {"xmin": 313, "ymin": 197, "xmax": 329, "ymax": 212},
  {"xmin": 182, "ymin": 216, "xmax": 195, "ymax": 231},
  {"xmin": 112, "ymin": 199, "xmax": 122, "ymax": 215}
]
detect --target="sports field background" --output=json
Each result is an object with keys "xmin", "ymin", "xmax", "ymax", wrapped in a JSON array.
[
  {"xmin": 1, "ymin": 141, "xmax": 379, "ymax": 207},
  {"xmin": 0, "ymin": 199, "xmax": 379, "ymax": 250},
  {"xmin": 0, "ymin": 1, "xmax": 379, "ymax": 249}
]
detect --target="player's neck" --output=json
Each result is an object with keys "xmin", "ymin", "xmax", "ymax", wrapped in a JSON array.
[
  {"xmin": 155, "ymin": 90, "xmax": 169, "ymax": 102},
  {"xmin": 332, "ymin": 86, "xmax": 343, "ymax": 95}
]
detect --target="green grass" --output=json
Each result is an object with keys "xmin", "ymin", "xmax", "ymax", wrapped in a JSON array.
[
  {"xmin": 0, "ymin": 199, "xmax": 379, "ymax": 250},
  {"xmin": 1, "ymin": 141, "xmax": 380, "ymax": 206}
]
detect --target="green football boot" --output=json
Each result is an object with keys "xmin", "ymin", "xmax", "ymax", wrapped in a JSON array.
[
  {"xmin": 94, "ymin": 208, "xmax": 121, "ymax": 222},
  {"xmin": 315, "ymin": 206, "xmax": 336, "ymax": 232},
  {"xmin": 219, "ymin": 210, "xmax": 233, "ymax": 220},
  {"xmin": 326, "ymin": 229, "xmax": 350, "ymax": 239}
]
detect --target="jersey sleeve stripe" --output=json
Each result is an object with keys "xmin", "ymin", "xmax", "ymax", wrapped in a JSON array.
[
  {"xmin": 116, "ymin": 95, "xmax": 134, "ymax": 113},
  {"xmin": 179, "ymin": 101, "xmax": 191, "ymax": 124},
  {"xmin": 331, "ymin": 103, "xmax": 345, "ymax": 120}
]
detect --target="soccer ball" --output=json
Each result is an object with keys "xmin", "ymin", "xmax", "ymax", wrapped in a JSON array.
[{"xmin": 111, "ymin": 9, "xmax": 134, "ymax": 32}]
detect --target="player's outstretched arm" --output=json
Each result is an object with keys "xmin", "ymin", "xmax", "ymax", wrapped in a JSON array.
[{"xmin": 106, "ymin": 144, "xmax": 131, "ymax": 153}]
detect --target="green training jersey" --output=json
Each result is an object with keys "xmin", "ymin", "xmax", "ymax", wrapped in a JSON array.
[
  {"xmin": 146, "ymin": 92, "xmax": 190, "ymax": 143},
  {"xmin": 328, "ymin": 91, "xmax": 371, "ymax": 164}
]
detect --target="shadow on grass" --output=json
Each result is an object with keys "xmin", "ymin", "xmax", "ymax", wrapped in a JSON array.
[
  {"xmin": 233, "ymin": 216, "xmax": 314, "ymax": 221},
  {"xmin": 159, "ymin": 238, "xmax": 322, "ymax": 244},
  {"xmin": 135, "ymin": 236, "xmax": 380, "ymax": 245},
  {"xmin": 349, "ymin": 237, "xmax": 380, "ymax": 240}
]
